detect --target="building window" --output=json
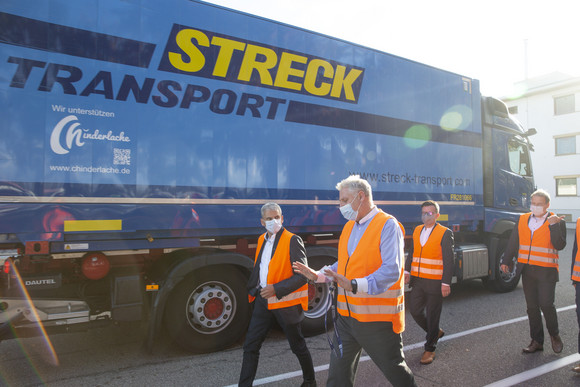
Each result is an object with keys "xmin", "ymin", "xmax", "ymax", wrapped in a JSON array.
[
  {"xmin": 554, "ymin": 94, "xmax": 575, "ymax": 115},
  {"xmin": 556, "ymin": 177, "xmax": 577, "ymax": 196},
  {"xmin": 555, "ymin": 135, "xmax": 576, "ymax": 155},
  {"xmin": 508, "ymin": 106, "xmax": 518, "ymax": 114}
]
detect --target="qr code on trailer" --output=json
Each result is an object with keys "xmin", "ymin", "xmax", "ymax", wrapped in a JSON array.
[{"xmin": 113, "ymin": 148, "xmax": 131, "ymax": 165}]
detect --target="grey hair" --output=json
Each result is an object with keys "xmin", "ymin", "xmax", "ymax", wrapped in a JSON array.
[
  {"xmin": 531, "ymin": 189, "xmax": 551, "ymax": 204},
  {"xmin": 335, "ymin": 175, "xmax": 372, "ymax": 201},
  {"xmin": 261, "ymin": 202, "xmax": 282, "ymax": 218}
]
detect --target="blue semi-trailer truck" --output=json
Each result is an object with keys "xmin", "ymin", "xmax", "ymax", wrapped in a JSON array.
[{"xmin": 0, "ymin": 0, "xmax": 536, "ymax": 353}]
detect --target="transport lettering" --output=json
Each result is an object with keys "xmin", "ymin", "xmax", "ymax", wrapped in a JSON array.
[{"xmin": 7, "ymin": 57, "xmax": 287, "ymax": 120}]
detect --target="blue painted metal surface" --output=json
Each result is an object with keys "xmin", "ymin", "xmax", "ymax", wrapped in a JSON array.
[{"xmin": 0, "ymin": 0, "xmax": 531, "ymax": 249}]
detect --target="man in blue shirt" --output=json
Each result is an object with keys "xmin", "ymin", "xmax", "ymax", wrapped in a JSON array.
[{"xmin": 294, "ymin": 175, "xmax": 416, "ymax": 387}]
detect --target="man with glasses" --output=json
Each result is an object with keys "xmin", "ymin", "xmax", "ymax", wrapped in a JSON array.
[
  {"xmin": 404, "ymin": 200, "xmax": 454, "ymax": 365},
  {"xmin": 293, "ymin": 175, "xmax": 416, "ymax": 387}
]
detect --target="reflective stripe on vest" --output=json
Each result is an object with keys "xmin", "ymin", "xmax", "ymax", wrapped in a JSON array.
[
  {"xmin": 572, "ymin": 218, "xmax": 580, "ymax": 282},
  {"xmin": 336, "ymin": 288, "xmax": 404, "ymax": 318},
  {"xmin": 337, "ymin": 210, "xmax": 405, "ymax": 332},
  {"xmin": 254, "ymin": 229, "xmax": 308, "ymax": 310},
  {"xmin": 517, "ymin": 212, "xmax": 559, "ymax": 270},
  {"xmin": 411, "ymin": 223, "xmax": 446, "ymax": 280}
]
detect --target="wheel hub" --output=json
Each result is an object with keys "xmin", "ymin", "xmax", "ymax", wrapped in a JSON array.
[
  {"xmin": 305, "ymin": 281, "xmax": 331, "ymax": 319},
  {"xmin": 205, "ymin": 297, "xmax": 225, "ymax": 320},
  {"xmin": 188, "ymin": 284, "xmax": 233, "ymax": 332}
]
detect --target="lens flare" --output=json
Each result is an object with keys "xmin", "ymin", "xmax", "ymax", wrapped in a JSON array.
[
  {"xmin": 403, "ymin": 125, "xmax": 431, "ymax": 149},
  {"xmin": 505, "ymin": 82, "xmax": 528, "ymax": 100},
  {"xmin": 7, "ymin": 263, "xmax": 60, "ymax": 368},
  {"xmin": 440, "ymin": 105, "xmax": 472, "ymax": 131}
]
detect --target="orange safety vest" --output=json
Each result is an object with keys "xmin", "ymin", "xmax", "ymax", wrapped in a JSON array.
[
  {"xmin": 572, "ymin": 218, "xmax": 580, "ymax": 282},
  {"xmin": 411, "ymin": 223, "xmax": 447, "ymax": 280},
  {"xmin": 252, "ymin": 229, "xmax": 308, "ymax": 310},
  {"xmin": 337, "ymin": 210, "xmax": 405, "ymax": 333},
  {"xmin": 517, "ymin": 212, "xmax": 559, "ymax": 270}
]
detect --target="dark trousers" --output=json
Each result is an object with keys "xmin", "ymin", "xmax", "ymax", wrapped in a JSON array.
[
  {"xmin": 327, "ymin": 315, "xmax": 416, "ymax": 387},
  {"xmin": 409, "ymin": 278, "xmax": 444, "ymax": 352},
  {"xmin": 238, "ymin": 294, "xmax": 315, "ymax": 387},
  {"xmin": 522, "ymin": 272, "xmax": 559, "ymax": 344},
  {"xmin": 574, "ymin": 284, "xmax": 580, "ymax": 353}
]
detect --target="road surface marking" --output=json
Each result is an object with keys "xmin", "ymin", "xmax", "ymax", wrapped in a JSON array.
[
  {"xmin": 224, "ymin": 304, "xmax": 576, "ymax": 386},
  {"xmin": 484, "ymin": 353, "xmax": 580, "ymax": 387}
]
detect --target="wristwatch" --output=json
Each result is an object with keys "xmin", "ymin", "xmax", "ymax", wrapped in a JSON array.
[{"xmin": 350, "ymin": 279, "xmax": 358, "ymax": 294}]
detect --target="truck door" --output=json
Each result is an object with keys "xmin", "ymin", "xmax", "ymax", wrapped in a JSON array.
[{"xmin": 492, "ymin": 131, "xmax": 534, "ymax": 211}]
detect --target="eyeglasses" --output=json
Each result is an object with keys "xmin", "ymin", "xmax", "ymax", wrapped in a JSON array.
[{"xmin": 421, "ymin": 211, "xmax": 435, "ymax": 217}]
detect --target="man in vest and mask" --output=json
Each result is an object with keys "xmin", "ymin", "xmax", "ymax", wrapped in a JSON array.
[
  {"xmin": 404, "ymin": 200, "xmax": 454, "ymax": 365},
  {"xmin": 571, "ymin": 217, "xmax": 580, "ymax": 372},
  {"xmin": 500, "ymin": 189, "xmax": 566, "ymax": 354},
  {"xmin": 238, "ymin": 202, "xmax": 316, "ymax": 387},
  {"xmin": 293, "ymin": 175, "xmax": 416, "ymax": 387}
]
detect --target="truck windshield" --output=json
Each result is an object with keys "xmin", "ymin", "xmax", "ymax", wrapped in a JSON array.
[{"xmin": 508, "ymin": 139, "xmax": 532, "ymax": 177}]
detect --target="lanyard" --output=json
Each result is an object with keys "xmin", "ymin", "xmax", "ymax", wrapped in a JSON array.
[{"xmin": 324, "ymin": 283, "xmax": 343, "ymax": 358}]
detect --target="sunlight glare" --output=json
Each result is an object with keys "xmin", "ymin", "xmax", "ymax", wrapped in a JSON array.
[
  {"xmin": 440, "ymin": 105, "xmax": 472, "ymax": 131},
  {"xmin": 403, "ymin": 125, "xmax": 431, "ymax": 149}
]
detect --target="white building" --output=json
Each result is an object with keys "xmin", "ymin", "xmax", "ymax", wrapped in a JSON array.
[{"xmin": 503, "ymin": 72, "xmax": 580, "ymax": 228}]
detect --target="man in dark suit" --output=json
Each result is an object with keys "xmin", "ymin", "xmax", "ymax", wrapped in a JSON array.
[
  {"xmin": 501, "ymin": 189, "xmax": 566, "ymax": 354},
  {"xmin": 238, "ymin": 202, "xmax": 316, "ymax": 387},
  {"xmin": 405, "ymin": 200, "xmax": 454, "ymax": 365}
]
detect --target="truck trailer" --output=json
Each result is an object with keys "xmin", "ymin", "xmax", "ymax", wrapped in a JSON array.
[{"xmin": 0, "ymin": 0, "xmax": 535, "ymax": 353}]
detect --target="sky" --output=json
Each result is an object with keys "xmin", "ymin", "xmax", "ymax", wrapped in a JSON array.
[{"xmin": 202, "ymin": 0, "xmax": 580, "ymax": 98}]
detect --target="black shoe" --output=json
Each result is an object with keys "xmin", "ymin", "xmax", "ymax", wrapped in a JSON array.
[
  {"xmin": 301, "ymin": 380, "xmax": 317, "ymax": 387},
  {"xmin": 550, "ymin": 335, "xmax": 563, "ymax": 353},
  {"xmin": 522, "ymin": 340, "xmax": 543, "ymax": 353}
]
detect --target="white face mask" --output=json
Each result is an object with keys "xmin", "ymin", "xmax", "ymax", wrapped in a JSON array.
[
  {"xmin": 530, "ymin": 205, "xmax": 546, "ymax": 217},
  {"xmin": 340, "ymin": 194, "xmax": 362, "ymax": 221},
  {"xmin": 421, "ymin": 210, "xmax": 437, "ymax": 226},
  {"xmin": 264, "ymin": 218, "xmax": 282, "ymax": 234}
]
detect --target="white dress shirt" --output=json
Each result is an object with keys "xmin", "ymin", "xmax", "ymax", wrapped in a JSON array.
[
  {"xmin": 529, "ymin": 211, "xmax": 549, "ymax": 235},
  {"xmin": 259, "ymin": 232, "xmax": 277, "ymax": 288},
  {"xmin": 420, "ymin": 225, "xmax": 434, "ymax": 246}
]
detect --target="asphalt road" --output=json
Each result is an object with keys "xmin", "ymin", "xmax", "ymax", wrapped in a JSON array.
[{"xmin": 1, "ymin": 229, "xmax": 579, "ymax": 387}]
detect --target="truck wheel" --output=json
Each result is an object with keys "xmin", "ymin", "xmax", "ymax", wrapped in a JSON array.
[
  {"xmin": 301, "ymin": 256, "xmax": 335, "ymax": 336},
  {"xmin": 163, "ymin": 266, "xmax": 250, "ymax": 353},
  {"xmin": 487, "ymin": 238, "xmax": 520, "ymax": 293}
]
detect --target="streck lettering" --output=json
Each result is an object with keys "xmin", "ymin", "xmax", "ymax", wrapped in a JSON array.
[{"xmin": 158, "ymin": 25, "xmax": 365, "ymax": 103}]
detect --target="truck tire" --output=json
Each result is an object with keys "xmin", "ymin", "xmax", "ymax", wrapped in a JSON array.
[
  {"xmin": 486, "ymin": 238, "xmax": 520, "ymax": 293},
  {"xmin": 301, "ymin": 255, "xmax": 335, "ymax": 337},
  {"xmin": 163, "ymin": 266, "xmax": 250, "ymax": 353}
]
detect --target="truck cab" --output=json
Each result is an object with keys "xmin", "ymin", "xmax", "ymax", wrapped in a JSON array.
[{"xmin": 480, "ymin": 96, "xmax": 536, "ymax": 291}]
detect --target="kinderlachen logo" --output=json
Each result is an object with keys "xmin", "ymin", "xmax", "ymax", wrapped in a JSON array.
[{"xmin": 50, "ymin": 115, "xmax": 131, "ymax": 154}]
